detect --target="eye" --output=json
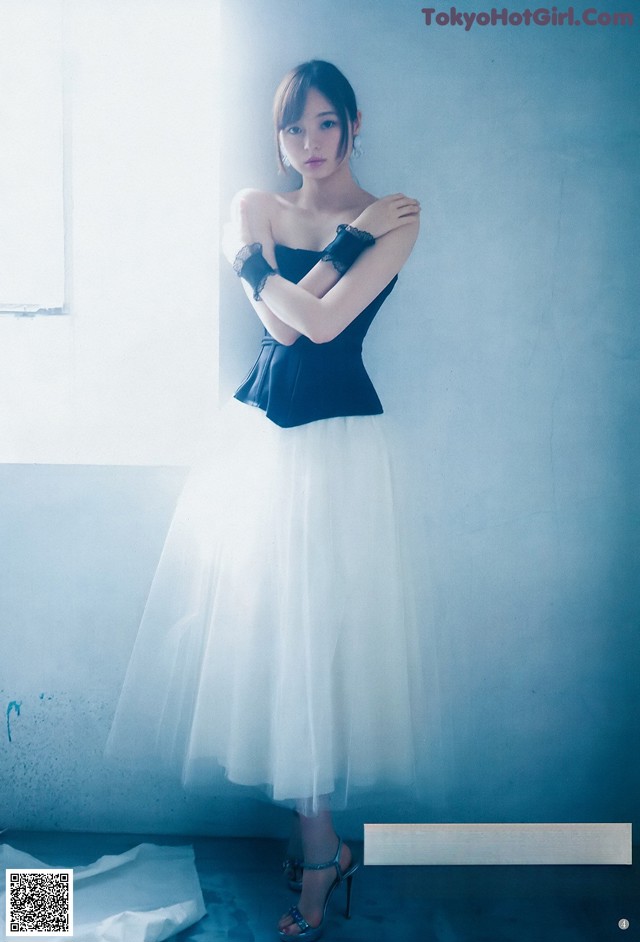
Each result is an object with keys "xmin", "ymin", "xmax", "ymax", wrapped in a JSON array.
[
  {"xmin": 321, "ymin": 119, "xmax": 337, "ymax": 129},
  {"xmin": 285, "ymin": 126, "xmax": 302, "ymax": 135}
]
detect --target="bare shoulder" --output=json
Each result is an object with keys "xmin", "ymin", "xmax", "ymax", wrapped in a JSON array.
[
  {"xmin": 230, "ymin": 187, "xmax": 278, "ymax": 212},
  {"xmin": 361, "ymin": 190, "xmax": 415, "ymax": 205},
  {"xmin": 351, "ymin": 191, "xmax": 421, "ymax": 257},
  {"xmin": 230, "ymin": 189, "xmax": 293, "ymax": 232},
  {"xmin": 376, "ymin": 217, "xmax": 420, "ymax": 271},
  {"xmin": 360, "ymin": 201, "xmax": 421, "ymax": 277},
  {"xmin": 399, "ymin": 213, "xmax": 420, "ymax": 242}
]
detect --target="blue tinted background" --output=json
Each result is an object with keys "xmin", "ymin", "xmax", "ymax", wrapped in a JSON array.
[
  {"xmin": 218, "ymin": 0, "xmax": 640, "ymax": 830},
  {"xmin": 2, "ymin": 0, "xmax": 638, "ymax": 837}
]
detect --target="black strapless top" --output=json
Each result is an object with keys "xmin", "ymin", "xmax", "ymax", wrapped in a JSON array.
[{"xmin": 233, "ymin": 245, "xmax": 397, "ymax": 428}]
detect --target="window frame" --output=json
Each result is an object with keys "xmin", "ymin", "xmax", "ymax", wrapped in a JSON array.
[{"xmin": 0, "ymin": 0, "xmax": 70, "ymax": 318}]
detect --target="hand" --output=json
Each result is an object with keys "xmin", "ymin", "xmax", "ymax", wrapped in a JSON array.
[
  {"xmin": 222, "ymin": 196, "xmax": 258, "ymax": 265},
  {"xmin": 222, "ymin": 189, "xmax": 273, "ymax": 265},
  {"xmin": 351, "ymin": 193, "xmax": 421, "ymax": 239},
  {"xmin": 234, "ymin": 193, "xmax": 260, "ymax": 244}
]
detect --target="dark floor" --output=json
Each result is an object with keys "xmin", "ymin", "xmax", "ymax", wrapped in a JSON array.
[{"xmin": 3, "ymin": 831, "xmax": 638, "ymax": 941}]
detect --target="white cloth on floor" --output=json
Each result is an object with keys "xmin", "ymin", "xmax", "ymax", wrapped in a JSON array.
[{"xmin": 0, "ymin": 842, "xmax": 205, "ymax": 942}]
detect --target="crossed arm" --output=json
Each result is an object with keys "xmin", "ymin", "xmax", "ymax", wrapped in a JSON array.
[{"xmin": 223, "ymin": 191, "xmax": 421, "ymax": 345}]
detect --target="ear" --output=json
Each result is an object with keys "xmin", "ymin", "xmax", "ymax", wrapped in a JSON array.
[{"xmin": 353, "ymin": 110, "xmax": 362, "ymax": 136}]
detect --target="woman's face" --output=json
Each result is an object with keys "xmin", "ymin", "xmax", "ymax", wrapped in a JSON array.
[{"xmin": 279, "ymin": 87, "xmax": 358, "ymax": 179}]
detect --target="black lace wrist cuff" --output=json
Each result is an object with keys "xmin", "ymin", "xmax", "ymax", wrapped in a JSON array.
[
  {"xmin": 233, "ymin": 243, "xmax": 277, "ymax": 300},
  {"xmin": 321, "ymin": 224, "xmax": 376, "ymax": 274}
]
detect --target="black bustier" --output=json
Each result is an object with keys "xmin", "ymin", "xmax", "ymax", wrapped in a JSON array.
[{"xmin": 233, "ymin": 245, "xmax": 397, "ymax": 428}]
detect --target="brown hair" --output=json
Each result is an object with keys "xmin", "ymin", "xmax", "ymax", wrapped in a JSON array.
[{"xmin": 273, "ymin": 60, "xmax": 358, "ymax": 172}]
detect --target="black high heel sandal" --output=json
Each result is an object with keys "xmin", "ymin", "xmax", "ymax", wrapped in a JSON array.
[{"xmin": 278, "ymin": 836, "xmax": 358, "ymax": 940}]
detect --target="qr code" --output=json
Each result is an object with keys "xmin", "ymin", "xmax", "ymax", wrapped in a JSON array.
[{"xmin": 5, "ymin": 869, "xmax": 73, "ymax": 937}]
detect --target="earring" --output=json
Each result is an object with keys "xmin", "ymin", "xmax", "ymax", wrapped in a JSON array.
[
  {"xmin": 351, "ymin": 134, "xmax": 363, "ymax": 159},
  {"xmin": 280, "ymin": 149, "xmax": 291, "ymax": 168}
]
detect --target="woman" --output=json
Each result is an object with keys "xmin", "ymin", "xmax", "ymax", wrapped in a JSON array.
[{"xmin": 107, "ymin": 60, "xmax": 424, "ymax": 940}]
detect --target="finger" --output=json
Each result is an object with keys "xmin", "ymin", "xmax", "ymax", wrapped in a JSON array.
[
  {"xmin": 393, "ymin": 203, "xmax": 420, "ymax": 219},
  {"xmin": 379, "ymin": 193, "xmax": 407, "ymax": 207},
  {"xmin": 390, "ymin": 193, "xmax": 420, "ymax": 205},
  {"xmin": 399, "ymin": 203, "xmax": 421, "ymax": 215},
  {"xmin": 388, "ymin": 199, "xmax": 419, "ymax": 216},
  {"xmin": 395, "ymin": 196, "xmax": 420, "ymax": 208},
  {"xmin": 396, "ymin": 213, "xmax": 421, "ymax": 226}
]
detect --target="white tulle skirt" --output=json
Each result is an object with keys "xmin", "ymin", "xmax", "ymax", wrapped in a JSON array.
[{"xmin": 105, "ymin": 399, "xmax": 427, "ymax": 813}]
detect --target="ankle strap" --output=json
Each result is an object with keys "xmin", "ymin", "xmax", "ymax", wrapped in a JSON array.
[{"xmin": 303, "ymin": 837, "xmax": 343, "ymax": 875}]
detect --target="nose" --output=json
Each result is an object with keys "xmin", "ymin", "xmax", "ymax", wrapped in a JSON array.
[{"xmin": 303, "ymin": 130, "xmax": 320, "ymax": 151}]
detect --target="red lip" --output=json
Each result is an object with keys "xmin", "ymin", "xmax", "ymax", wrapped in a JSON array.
[{"xmin": 304, "ymin": 158, "xmax": 325, "ymax": 166}]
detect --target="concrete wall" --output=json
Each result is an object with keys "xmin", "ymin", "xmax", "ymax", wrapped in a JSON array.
[
  {"xmin": 0, "ymin": 464, "xmax": 287, "ymax": 836},
  {"xmin": 2, "ymin": 0, "xmax": 638, "ymax": 837}
]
